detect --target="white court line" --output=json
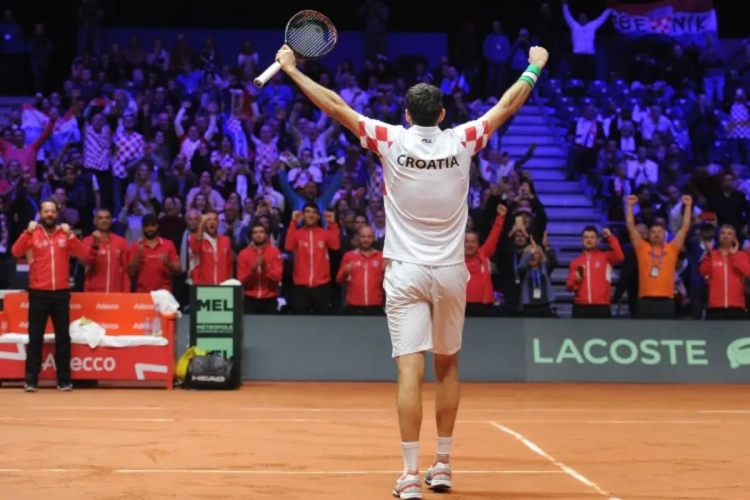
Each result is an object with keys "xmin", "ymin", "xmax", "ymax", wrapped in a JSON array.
[
  {"xmin": 488, "ymin": 422, "xmax": 622, "ymax": 500},
  {"xmin": 4, "ymin": 406, "xmax": 750, "ymax": 414},
  {"xmin": 0, "ymin": 416, "xmax": 744, "ymax": 425},
  {"xmin": 0, "ymin": 468, "xmax": 562, "ymax": 476}
]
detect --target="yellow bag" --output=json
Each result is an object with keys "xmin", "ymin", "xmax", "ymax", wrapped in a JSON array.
[{"xmin": 175, "ymin": 346, "xmax": 207, "ymax": 381}]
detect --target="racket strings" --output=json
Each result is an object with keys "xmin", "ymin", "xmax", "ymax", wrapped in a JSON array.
[{"xmin": 287, "ymin": 13, "xmax": 337, "ymax": 59}]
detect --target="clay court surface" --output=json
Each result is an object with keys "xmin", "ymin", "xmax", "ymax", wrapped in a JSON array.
[{"xmin": 1, "ymin": 383, "xmax": 749, "ymax": 499}]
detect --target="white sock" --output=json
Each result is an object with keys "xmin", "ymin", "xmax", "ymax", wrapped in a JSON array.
[
  {"xmin": 437, "ymin": 437, "xmax": 452, "ymax": 461},
  {"xmin": 401, "ymin": 442, "xmax": 419, "ymax": 475}
]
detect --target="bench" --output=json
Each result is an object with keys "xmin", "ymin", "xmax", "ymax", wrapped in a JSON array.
[{"xmin": 0, "ymin": 292, "xmax": 175, "ymax": 389}]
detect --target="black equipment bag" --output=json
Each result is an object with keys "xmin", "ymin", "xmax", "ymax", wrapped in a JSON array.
[{"xmin": 184, "ymin": 351, "xmax": 239, "ymax": 390}]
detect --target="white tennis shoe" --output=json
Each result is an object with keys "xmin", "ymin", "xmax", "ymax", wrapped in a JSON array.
[
  {"xmin": 392, "ymin": 473, "xmax": 422, "ymax": 499},
  {"xmin": 425, "ymin": 461, "xmax": 452, "ymax": 492}
]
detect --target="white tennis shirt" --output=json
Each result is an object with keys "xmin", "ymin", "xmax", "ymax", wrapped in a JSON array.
[{"xmin": 358, "ymin": 115, "xmax": 490, "ymax": 266}]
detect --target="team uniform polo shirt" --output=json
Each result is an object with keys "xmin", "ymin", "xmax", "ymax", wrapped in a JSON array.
[{"xmin": 130, "ymin": 237, "xmax": 180, "ymax": 292}]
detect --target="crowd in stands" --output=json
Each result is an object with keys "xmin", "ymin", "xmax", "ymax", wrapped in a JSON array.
[{"xmin": 0, "ymin": 3, "xmax": 749, "ymax": 320}]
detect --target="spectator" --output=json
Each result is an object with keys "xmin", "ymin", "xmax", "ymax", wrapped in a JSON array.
[
  {"xmin": 188, "ymin": 211, "xmax": 233, "ymax": 285},
  {"xmin": 237, "ymin": 221, "xmax": 283, "ymax": 315},
  {"xmin": 699, "ymin": 225, "xmax": 750, "ymax": 320},
  {"xmin": 0, "ymin": 118, "xmax": 55, "ymax": 177},
  {"xmin": 337, "ymin": 225, "xmax": 384, "ymax": 315},
  {"xmin": 517, "ymin": 232, "xmax": 557, "ymax": 317},
  {"xmin": 465, "ymin": 204, "xmax": 506, "ymax": 317},
  {"xmin": 625, "ymin": 194, "xmax": 693, "ymax": 319},
  {"xmin": 626, "ymin": 146, "xmax": 659, "ymax": 187},
  {"xmin": 127, "ymin": 214, "xmax": 181, "ymax": 292},
  {"xmin": 566, "ymin": 104, "xmax": 604, "ymax": 181},
  {"xmin": 566, "ymin": 226, "xmax": 624, "ymax": 318},
  {"xmin": 561, "ymin": 0, "xmax": 610, "ymax": 82},
  {"xmin": 285, "ymin": 204, "xmax": 340, "ymax": 314},
  {"xmin": 81, "ymin": 208, "xmax": 129, "ymax": 293},
  {"xmin": 688, "ymin": 94, "xmax": 719, "ymax": 165},
  {"xmin": 709, "ymin": 171, "xmax": 749, "ymax": 240},
  {"xmin": 699, "ymin": 34, "xmax": 725, "ymax": 107},
  {"xmin": 483, "ymin": 21, "xmax": 511, "ymax": 97}
]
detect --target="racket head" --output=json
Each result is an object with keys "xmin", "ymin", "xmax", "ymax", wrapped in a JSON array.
[{"xmin": 284, "ymin": 10, "xmax": 338, "ymax": 60}]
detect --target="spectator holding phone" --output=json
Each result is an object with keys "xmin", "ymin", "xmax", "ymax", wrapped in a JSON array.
[
  {"xmin": 517, "ymin": 232, "xmax": 557, "ymax": 317},
  {"xmin": 566, "ymin": 226, "xmax": 624, "ymax": 318},
  {"xmin": 699, "ymin": 225, "xmax": 750, "ymax": 320}
]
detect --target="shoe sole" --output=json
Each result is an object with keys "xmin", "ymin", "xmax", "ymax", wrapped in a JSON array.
[
  {"xmin": 392, "ymin": 491, "xmax": 422, "ymax": 499},
  {"xmin": 425, "ymin": 478, "xmax": 452, "ymax": 493},
  {"xmin": 24, "ymin": 387, "xmax": 38, "ymax": 393}
]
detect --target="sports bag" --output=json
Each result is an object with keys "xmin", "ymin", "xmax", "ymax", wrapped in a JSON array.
[{"xmin": 184, "ymin": 351, "xmax": 239, "ymax": 390}]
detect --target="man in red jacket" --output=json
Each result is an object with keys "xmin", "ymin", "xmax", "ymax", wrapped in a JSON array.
[
  {"xmin": 337, "ymin": 225, "xmax": 385, "ymax": 315},
  {"xmin": 237, "ymin": 221, "xmax": 283, "ymax": 314},
  {"xmin": 81, "ymin": 209, "xmax": 130, "ymax": 293},
  {"xmin": 11, "ymin": 199, "xmax": 84, "ymax": 392},
  {"xmin": 699, "ymin": 225, "xmax": 750, "ymax": 320},
  {"xmin": 285, "ymin": 202, "xmax": 340, "ymax": 314},
  {"xmin": 189, "ymin": 211, "xmax": 233, "ymax": 285},
  {"xmin": 128, "ymin": 214, "xmax": 182, "ymax": 292},
  {"xmin": 465, "ymin": 204, "xmax": 506, "ymax": 316},
  {"xmin": 566, "ymin": 225, "xmax": 624, "ymax": 318}
]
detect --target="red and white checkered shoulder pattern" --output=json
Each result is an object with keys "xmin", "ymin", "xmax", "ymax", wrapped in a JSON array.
[
  {"xmin": 454, "ymin": 119, "xmax": 490, "ymax": 154},
  {"xmin": 358, "ymin": 116, "xmax": 398, "ymax": 157}
]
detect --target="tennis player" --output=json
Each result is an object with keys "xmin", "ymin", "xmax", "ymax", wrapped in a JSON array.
[{"xmin": 275, "ymin": 44, "xmax": 548, "ymax": 499}]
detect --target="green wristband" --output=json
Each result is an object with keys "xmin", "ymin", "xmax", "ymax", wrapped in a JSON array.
[
  {"xmin": 527, "ymin": 64, "xmax": 542, "ymax": 77},
  {"xmin": 519, "ymin": 76, "xmax": 535, "ymax": 88}
]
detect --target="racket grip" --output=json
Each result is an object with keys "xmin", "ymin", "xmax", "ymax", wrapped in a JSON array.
[{"xmin": 254, "ymin": 62, "xmax": 282, "ymax": 88}]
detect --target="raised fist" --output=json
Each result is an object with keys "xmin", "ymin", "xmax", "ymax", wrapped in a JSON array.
[
  {"xmin": 681, "ymin": 195, "xmax": 693, "ymax": 206},
  {"xmin": 292, "ymin": 211, "xmax": 302, "ymax": 221},
  {"xmin": 27, "ymin": 221, "xmax": 38, "ymax": 234},
  {"xmin": 496, "ymin": 204, "xmax": 507, "ymax": 218},
  {"xmin": 59, "ymin": 223, "xmax": 71, "ymax": 235},
  {"xmin": 92, "ymin": 230, "xmax": 102, "ymax": 243},
  {"xmin": 602, "ymin": 228, "xmax": 612, "ymax": 238},
  {"xmin": 528, "ymin": 46, "xmax": 549, "ymax": 68},
  {"xmin": 324, "ymin": 211, "xmax": 335, "ymax": 223},
  {"xmin": 626, "ymin": 195, "xmax": 638, "ymax": 206}
]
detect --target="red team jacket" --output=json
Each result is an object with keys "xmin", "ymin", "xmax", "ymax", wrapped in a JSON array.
[
  {"xmin": 465, "ymin": 215, "xmax": 504, "ymax": 304},
  {"xmin": 81, "ymin": 233, "xmax": 130, "ymax": 293},
  {"xmin": 285, "ymin": 222, "xmax": 340, "ymax": 287},
  {"xmin": 237, "ymin": 243, "xmax": 284, "ymax": 299},
  {"xmin": 699, "ymin": 250, "xmax": 750, "ymax": 309},
  {"xmin": 336, "ymin": 249, "xmax": 385, "ymax": 306},
  {"xmin": 189, "ymin": 233, "xmax": 233, "ymax": 285},
  {"xmin": 12, "ymin": 227, "xmax": 84, "ymax": 291},
  {"xmin": 566, "ymin": 234, "xmax": 624, "ymax": 305}
]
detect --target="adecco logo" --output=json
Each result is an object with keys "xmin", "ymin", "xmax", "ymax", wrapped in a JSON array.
[
  {"xmin": 20, "ymin": 302, "xmax": 28, "ymax": 309},
  {"xmin": 99, "ymin": 323, "xmax": 120, "ymax": 331},
  {"xmin": 96, "ymin": 303, "xmax": 120, "ymax": 310},
  {"xmin": 42, "ymin": 354, "xmax": 116, "ymax": 372},
  {"xmin": 69, "ymin": 303, "xmax": 82, "ymax": 310},
  {"xmin": 727, "ymin": 338, "xmax": 750, "ymax": 369},
  {"xmin": 134, "ymin": 303, "xmax": 155, "ymax": 310}
]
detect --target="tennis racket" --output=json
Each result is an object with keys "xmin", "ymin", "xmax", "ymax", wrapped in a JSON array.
[{"xmin": 254, "ymin": 10, "xmax": 338, "ymax": 88}]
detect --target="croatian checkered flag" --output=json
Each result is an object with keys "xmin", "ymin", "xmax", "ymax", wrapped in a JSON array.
[{"xmin": 647, "ymin": 6, "xmax": 673, "ymax": 34}]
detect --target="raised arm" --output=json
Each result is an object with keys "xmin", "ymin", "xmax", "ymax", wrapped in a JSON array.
[
  {"xmin": 670, "ymin": 195, "xmax": 694, "ymax": 251},
  {"xmin": 624, "ymin": 195, "xmax": 644, "ymax": 249},
  {"xmin": 276, "ymin": 45, "xmax": 359, "ymax": 134},
  {"xmin": 480, "ymin": 47, "xmax": 548, "ymax": 137}
]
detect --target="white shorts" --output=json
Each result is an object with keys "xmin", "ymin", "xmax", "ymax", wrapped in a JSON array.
[{"xmin": 384, "ymin": 260, "xmax": 469, "ymax": 358}]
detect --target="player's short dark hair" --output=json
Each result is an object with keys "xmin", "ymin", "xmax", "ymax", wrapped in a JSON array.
[
  {"xmin": 40, "ymin": 198, "xmax": 59, "ymax": 211},
  {"xmin": 142, "ymin": 214, "xmax": 159, "ymax": 227},
  {"xmin": 581, "ymin": 225, "xmax": 599, "ymax": 236},
  {"xmin": 405, "ymin": 83, "xmax": 444, "ymax": 127},
  {"xmin": 303, "ymin": 201, "xmax": 319, "ymax": 213},
  {"xmin": 250, "ymin": 221, "xmax": 266, "ymax": 233},
  {"xmin": 205, "ymin": 209, "xmax": 219, "ymax": 217}
]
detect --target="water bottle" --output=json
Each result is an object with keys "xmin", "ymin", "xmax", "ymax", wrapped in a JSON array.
[
  {"xmin": 152, "ymin": 315, "xmax": 162, "ymax": 336},
  {"xmin": 143, "ymin": 315, "xmax": 152, "ymax": 336}
]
